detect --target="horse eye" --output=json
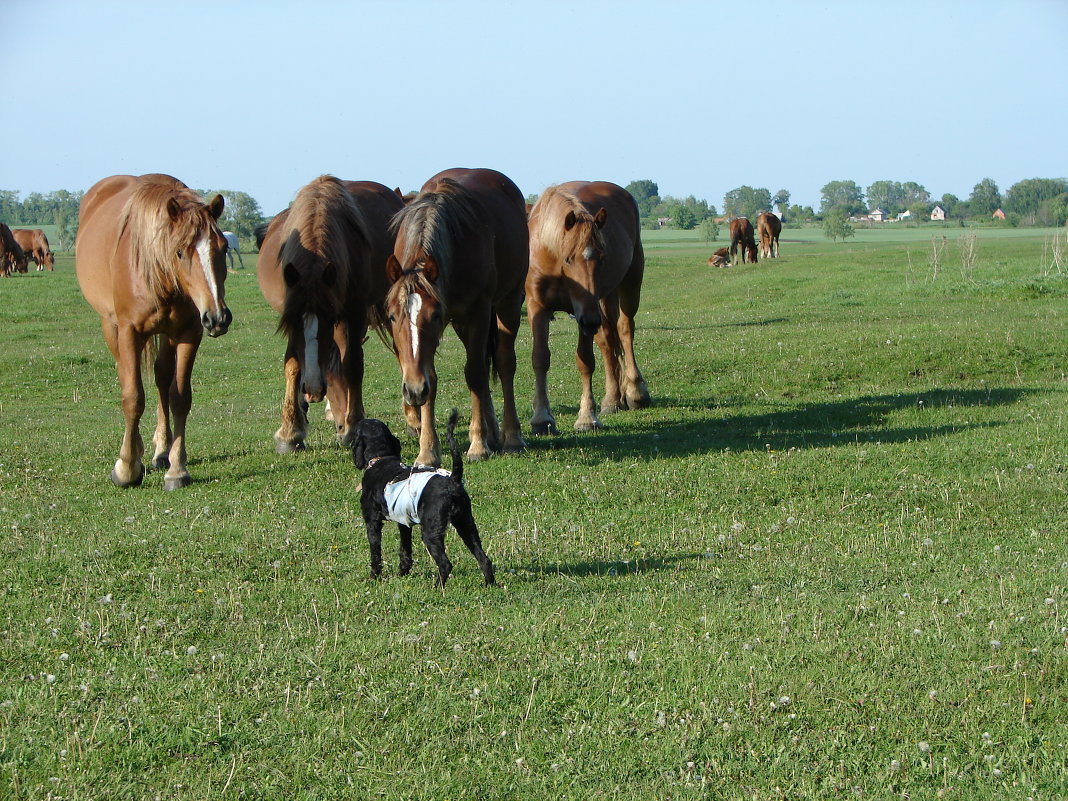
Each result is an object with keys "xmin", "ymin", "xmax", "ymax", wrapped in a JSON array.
[
  {"xmin": 176, "ymin": 249, "xmax": 183, "ymax": 258},
  {"xmin": 388, "ymin": 314, "xmax": 396, "ymax": 323}
]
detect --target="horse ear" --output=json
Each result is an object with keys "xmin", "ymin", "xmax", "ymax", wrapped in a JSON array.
[
  {"xmin": 166, "ymin": 198, "xmax": 182, "ymax": 222},
  {"xmin": 283, "ymin": 262, "xmax": 300, "ymax": 287},
  {"xmin": 564, "ymin": 210, "xmax": 578, "ymax": 231},
  {"xmin": 208, "ymin": 193, "xmax": 225, "ymax": 220},
  {"xmin": 594, "ymin": 208, "xmax": 608, "ymax": 229},
  {"xmin": 386, "ymin": 255, "xmax": 403, "ymax": 283},
  {"xmin": 422, "ymin": 256, "xmax": 439, "ymax": 282}
]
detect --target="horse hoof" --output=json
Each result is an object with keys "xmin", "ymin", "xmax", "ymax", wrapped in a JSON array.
[
  {"xmin": 466, "ymin": 447, "xmax": 491, "ymax": 463},
  {"xmin": 574, "ymin": 419, "xmax": 603, "ymax": 433},
  {"xmin": 110, "ymin": 465, "xmax": 144, "ymax": 488},
  {"xmin": 151, "ymin": 455, "xmax": 170, "ymax": 470},
  {"xmin": 600, "ymin": 402, "xmax": 622, "ymax": 416},
  {"xmin": 164, "ymin": 474, "xmax": 192, "ymax": 491},
  {"xmin": 530, "ymin": 421, "xmax": 557, "ymax": 436},
  {"xmin": 405, "ymin": 424, "xmax": 420, "ymax": 438},
  {"xmin": 275, "ymin": 439, "xmax": 306, "ymax": 455}
]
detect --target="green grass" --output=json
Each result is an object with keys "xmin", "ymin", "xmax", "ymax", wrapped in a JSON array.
[{"xmin": 1, "ymin": 229, "xmax": 1066, "ymax": 799}]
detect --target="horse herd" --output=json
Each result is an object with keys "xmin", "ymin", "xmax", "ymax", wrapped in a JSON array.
[
  {"xmin": 0, "ymin": 223, "xmax": 55, "ymax": 276},
  {"xmin": 707, "ymin": 212, "xmax": 782, "ymax": 268},
  {"xmin": 71, "ymin": 169, "xmax": 651, "ymax": 489}
]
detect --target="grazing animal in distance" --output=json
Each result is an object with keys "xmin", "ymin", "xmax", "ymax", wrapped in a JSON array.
[
  {"xmin": 75, "ymin": 174, "xmax": 232, "ymax": 489},
  {"xmin": 222, "ymin": 231, "xmax": 245, "ymax": 269},
  {"xmin": 708, "ymin": 247, "xmax": 731, "ymax": 268},
  {"xmin": 256, "ymin": 175, "xmax": 403, "ymax": 453},
  {"xmin": 0, "ymin": 223, "xmax": 28, "ymax": 276},
  {"xmin": 526, "ymin": 181, "xmax": 650, "ymax": 434},
  {"xmin": 384, "ymin": 167, "xmax": 528, "ymax": 466},
  {"xmin": 351, "ymin": 409, "xmax": 496, "ymax": 588},
  {"xmin": 12, "ymin": 228, "xmax": 55, "ymax": 271},
  {"xmin": 729, "ymin": 217, "xmax": 758, "ymax": 264},
  {"xmin": 757, "ymin": 212, "xmax": 782, "ymax": 259}
]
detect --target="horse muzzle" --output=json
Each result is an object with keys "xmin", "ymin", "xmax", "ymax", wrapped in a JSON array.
[
  {"xmin": 402, "ymin": 379, "xmax": 430, "ymax": 407},
  {"xmin": 202, "ymin": 307, "xmax": 232, "ymax": 337}
]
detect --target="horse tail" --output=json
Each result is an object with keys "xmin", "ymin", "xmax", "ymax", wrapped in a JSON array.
[
  {"xmin": 486, "ymin": 309, "xmax": 500, "ymax": 387},
  {"xmin": 445, "ymin": 408, "xmax": 463, "ymax": 484},
  {"xmin": 142, "ymin": 334, "xmax": 160, "ymax": 374}
]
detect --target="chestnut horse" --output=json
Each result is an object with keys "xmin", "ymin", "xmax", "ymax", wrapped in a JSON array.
[
  {"xmin": 527, "ymin": 181, "xmax": 650, "ymax": 434},
  {"xmin": 385, "ymin": 167, "xmax": 528, "ymax": 466},
  {"xmin": 0, "ymin": 223, "xmax": 28, "ymax": 276},
  {"xmin": 708, "ymin": 247, "xmax": 731, "ymax": 268},
  {"xmin": 757, "ymin": 212, "xmax": 781, "ymax": 259},
  {"xmin": 12, "ymin": 228, "xmax": 55, "ymax": 271},
  {"xmin": 76, "ymin": 174, "xmax": 231, "ymax": 489},
  {"xmin": 256, "ymin": 176, "xmax": 403, "ymax": 453},
  {"xmin": 729, "ymin": 217, "xmax": 758, "ymax": 264}
]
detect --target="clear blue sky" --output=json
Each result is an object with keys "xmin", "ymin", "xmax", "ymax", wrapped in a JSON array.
[{"xmin": 2, "ymin": 0, "xmax": 1065, "ymax": 214}]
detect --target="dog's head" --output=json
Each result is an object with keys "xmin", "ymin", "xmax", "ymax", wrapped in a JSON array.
[{"xmin": 351, "ymin": 418, "xmax": 402, "ymax": 469}]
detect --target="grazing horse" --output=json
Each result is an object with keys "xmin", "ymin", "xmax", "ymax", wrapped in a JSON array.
[
  {"xmin": 385, "ymin": 167, "xmax": 528, "ymax": 466},
  {"xmin": 75, "ymin": 174, "xmax": 231, "ymax": 489},
  {"xmin": 12, "ymin": 228, "xmax": 55, "ymax": 271},
  {"xmin": 708, "ymin": 247, "xmax": 731, "ymax": 268},
  {"xmin": 729, "ymin": 217, "xmax": 758, "ymax": 264},
  {"xmin": 0, "ymin": 223, "xmax": 28, "ymax": 276},
  {"xmin": 222, "ymin": 231, "xmax": 245, "ymax": 269},
  {"xmin": 256, "ymin": 176, "xmax": 403, "ymax": 453},
  {"xmin": 526, "ymin": 181, "xmax": 650, "ymax": 434},
  {"xmin": 757, "ymin": 212, "xmax": 781, "ymax": 259}
]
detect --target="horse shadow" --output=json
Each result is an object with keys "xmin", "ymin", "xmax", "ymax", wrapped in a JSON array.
[
  {"xmin": 525, "ymin": 386, "xmax": 1039, "ymax": 462},
  {"xmin": 510, "ymin": 552, "xmax": 707, "ymax": 581}
]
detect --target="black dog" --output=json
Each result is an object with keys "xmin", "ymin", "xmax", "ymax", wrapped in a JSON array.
[{"xmin": 351, "ymin": 409, "xmax": 495, "ymax": 587}]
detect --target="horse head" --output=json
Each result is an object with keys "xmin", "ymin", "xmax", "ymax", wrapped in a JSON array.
[
  {"xmin": 561, "ymin": 206, "xmax": 608, "ymax": 336},
  {"xmin": 167, "ymin": 193, "xmax": 232, "ymax": 337},
  {"xmin": 385, "ymin": 252, "xmax": 445, "ymax": 407}
]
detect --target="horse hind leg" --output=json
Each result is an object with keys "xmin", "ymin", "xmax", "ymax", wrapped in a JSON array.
[
  {"xmin": 111, "ymin": 326, "xmax": 147, "ymax": 488},
  {"xmin": 151, "ymin": 337, "xmax": 176, "ymax": 470},
  {"xmin": 160, "ymin": 339, "xmax": 200, "ymax": 490}
]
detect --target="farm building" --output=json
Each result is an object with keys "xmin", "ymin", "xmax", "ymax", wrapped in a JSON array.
[
  {"xmin": 930, "ymin": 205, "xmax": 946, "ymax": 221},
  {"xmin": 992, "ymin": 208, "xmax": 1006, "ymax": 220}
]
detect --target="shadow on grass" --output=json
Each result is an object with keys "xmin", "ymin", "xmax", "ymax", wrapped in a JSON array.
[
  {"xmin": 512, "ymin": 552, "xmax": 707, "ymax": 580},
  {"xmin": 526, "ymin": 386, "xmax": 1041, "ymax": 461}
]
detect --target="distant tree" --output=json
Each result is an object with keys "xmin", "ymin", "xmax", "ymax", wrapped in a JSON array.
[
  {"xmin": 625, "ymin": 179, "xmax": 660, "ymax": 218},
  {"xmin": 968, "ymin": 178, "xmax": 1001, "ymax": 217},
  {"xmin": 866, "ymin": 180, "xmax": 905, "ymax": 214},
  {"xmin": 1004, "ymin": 178, "xmax": 1068, "ymax": 224},
  {"xmin": 1037, "ymin": 192, "xmax": 1068, "ymax": 227},
  {"xmin": 203, "ymin": 190, "xmax": 266, "ymax": 244},
  {"xmin": 901, "ymin": 182, "xmax": 931, "ymax": 207},
  {"xmin": 673, "ymin": 205, "xmax": 698, "ymax": 230},
  {"xmin": 723, "ymin": 185, "xmax": 772, "ymax": 220},
  {"xmin": 819, "ymin": 180, "xmax": 865, "ymax": 216},
  {"xmin": 940, "ymin": 193, "xmax": 962, "ymax": 218},
  {"xmin": 772, "ymin": 189, "xmax": 790, "ymax": 219},
  {"xmin": 0, "ymin": 190, "xmax": 22, "ymax": 223},
  {"xmin": 822, "ymin": 208, "xmax": 855, "ymax": 242},
  {"xmin": 786, "ymin": 204, "xmax": 815, "ymax": 223},
  {"xmin": 907, "ymin": 201, "xmax": 932, "ymax": 222},
  {"xmin": 698, "ymin": 217, "xmax": 720, "ymax": 243},
  {"xmin": 525, "ymin": 193, "xmax": 539, "ymax": 207}
]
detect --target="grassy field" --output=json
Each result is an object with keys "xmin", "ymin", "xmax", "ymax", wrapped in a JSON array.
[{"xmin": 0, "ymin": 226, "xmax": 1066, "ymax": 799}]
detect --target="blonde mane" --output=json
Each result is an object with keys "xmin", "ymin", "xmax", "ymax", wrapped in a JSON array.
[
  {"xmin": 534, "ymin": 184, "xmax": 607, "ymax": 261},
  {"xmin": 118, "ymin": 176, "xmax": 219, "ymax": 300}
]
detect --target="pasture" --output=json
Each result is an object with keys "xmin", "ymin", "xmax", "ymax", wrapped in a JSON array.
[{"xmin": 1, "ymin": 227, "xmax": 1066, "ymax": 799}]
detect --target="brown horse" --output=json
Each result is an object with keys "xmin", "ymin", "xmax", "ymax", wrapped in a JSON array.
[
  {"xmin": 729, "ymin": 217, "xmax": 758, "ymax": 264},
  {"xmin": 384, "ymin": 167, "xmax": 528, "ymax": 466},
  {"xmin": 256, "ymin": 176, "xmax": 403, "ymax": 453},
  {"xmin": 0, "ymin": 223, "xmax": 28, "ymax": 276},
  {"xmin": 757, "ymin": 212, "xmax": 781, "ymax": 259},
  {"xmin": 12, "ymin": 228, "xmax": 55, "ymax": 271},
  {"xmin": 76, "ymin": 174, "xmax": 231, "ymax": 489},
  {"xmin": 527, "ymin": 182, "xmax": 650, "ymax": 434},
  {"xmin": 708, "ymin": 247, "xmax": 731, "ymax": 268}
]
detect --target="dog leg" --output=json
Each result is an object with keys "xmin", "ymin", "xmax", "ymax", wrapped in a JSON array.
[
  {"xmin": 452, "ymin": 502, "xmax": 496, "ymax": 586},
  {"xmin": 421, "ymin": 526, "xmax": 453, "ymax": 587},
  {"xmin": 366, "ymin": 516, "xmax": 385, "ymax": 579},
  {"xmin": 398, "ymin": 524, "xmax": 414, "ymax": 576}
]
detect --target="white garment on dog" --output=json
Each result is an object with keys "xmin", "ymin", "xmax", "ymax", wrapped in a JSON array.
[{"xmin": 383, "ymin": 469, "xmax": 451, "ymax": 526}]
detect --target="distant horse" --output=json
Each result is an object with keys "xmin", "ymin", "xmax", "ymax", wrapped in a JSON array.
[
  {"xmin": 708, "ymin": 247, "xmax": 731, "ymax": 268},
  {"xmin": 222, "ymin": 231, "xmax": 245, "ymax": 269},
  {"xmin": 75, "ymin": 174, "xmax": 231, "ymax": 489},
  {"xmin": 385, "ymin": 167, "xmax": 528, "ymax": 466},
  {"xmin": 0, "ymin": 223, "xmax": 28, "ymax": 276},
  {"xmin": 729, "ymin": 217, "xmax": 758, "ymax": 264},
  {"xmin": 256, "ymin": 176, "xmax": 402, "ymax": 453},
  {"xmin": 12, "ymin": 228, "xmax": 55, "ymax": 271},
  {"xmin": 526, "ymin": 181, "xmax": 650, "ymax": 434},
  {"xmin": 757, "ymin": 212, "xmax": 781, "ymax": 259}
]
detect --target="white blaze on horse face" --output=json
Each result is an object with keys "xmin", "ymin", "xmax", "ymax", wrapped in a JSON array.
[
  {"xmin": 195, "ymin": 236, "xmax": 220, "ymax": 305},
  {"xmin": 302, "ymin": 313, "xmax": 322, "ymax": 389},
  {"xmin": 407, "ymin": 292, "xmax": 422, "ymax": 360},
  {"xmin": 583, "ymin": 245, "xmax": 597, "ymax": 262}
]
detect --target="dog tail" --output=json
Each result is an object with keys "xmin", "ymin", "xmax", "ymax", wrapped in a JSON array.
[{"xmin": 446, "ymin": 408, "xmax": 463, "ymax": 484}]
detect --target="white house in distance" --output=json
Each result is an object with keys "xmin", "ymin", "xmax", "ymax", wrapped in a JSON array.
[{"xmin": 930, "ymin": 205, "xmax": 947, "ymax": 221}]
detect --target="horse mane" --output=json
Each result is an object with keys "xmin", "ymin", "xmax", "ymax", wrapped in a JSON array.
[
  {"xmin": 118, "ymin": 176, "xmax": 218, "ymax": 301},
  {"xmin": 534, "ymin": 184, "xmax": 607, "ymax": 261},
  {"xmin": 277, "ymin": 175, "xmax": 371, "ymax": 335},
  {"xmin": 386, "ymin": 178, "xmax": 484, "ymax": 315}
]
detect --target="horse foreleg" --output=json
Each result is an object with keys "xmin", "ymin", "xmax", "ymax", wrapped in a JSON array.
[
  {"xmin": 414, "ymin": 374, "xmax": 440, "ymax": 467},
  {"xmin": 161, "ymin": 339, "xmax": 199, "ymax": 491},
  {"xmin": 528, "ymin": 301, "xmax": 557, "ymax": 436},
  {"xmin": 111, "ymin": 326, "xmax": 146, "ymax": 488},
  {"xmin": 334, "ymin": 316, "xmax": 366, "ymax": 447},
  {"xmin": 151, "ymin": 337, "xmax": 177, "ymax": 469},
  {"xmin": 494, "ymin": 305, "xmax": 526, "ymax": 453},
  {"xmin": 275, "ymin": 341, "xmax": 308, "ymax": 453},
  {"xmin": 459, "ymin": 320, "xmax": 498, "ymax": 461},
  {"xmin": 574, "ymin": 328, "xmax": 601, "ymax": 432}
]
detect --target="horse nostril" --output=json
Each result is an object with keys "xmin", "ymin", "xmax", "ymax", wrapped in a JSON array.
[{"xmin": 222, "ymin": 308, "xmax": 232, "ymax": 326}]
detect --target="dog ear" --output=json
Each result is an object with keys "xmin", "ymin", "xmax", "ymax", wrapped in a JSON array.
[
  {"xmin": 351, "ymin": 433, "xmax": 367, "ymax": 469},
  {"xmin": 388, "ymin": 429, "xmax": 402, "ymax": 457}
]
